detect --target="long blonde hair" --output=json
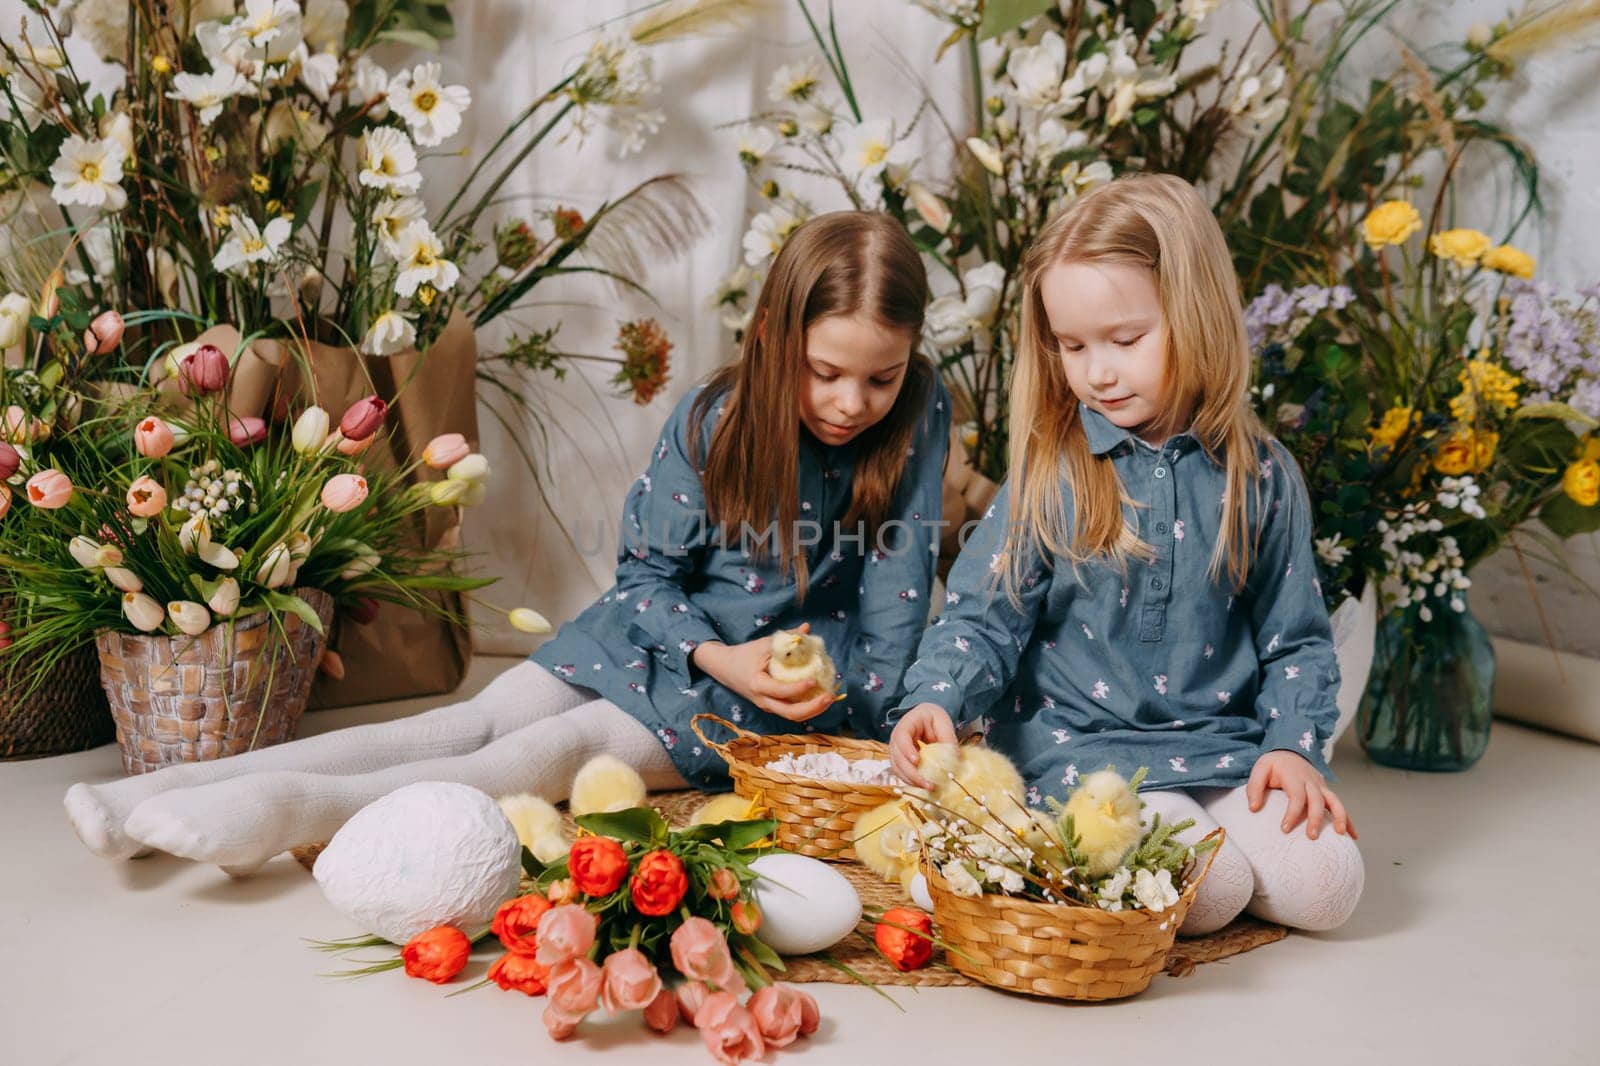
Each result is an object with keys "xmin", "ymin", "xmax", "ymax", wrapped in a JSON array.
[
  {"xmin": 1003, "ymin": 173, "xmax": 1268, "ymax": 600},
  {"xmin": 690, "ymin": 211, "xmax": 936, "ymax": 602}
]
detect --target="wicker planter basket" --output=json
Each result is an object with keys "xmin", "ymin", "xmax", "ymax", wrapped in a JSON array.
[
  {"xmin": 97, "ymin": 589, "xmax": 335, "ymax": 775},
  {"xmin": 690, "ymin": 712, "xmax": 899, "ymax": 861},
  {"xmin": 1, "ymin": 641, "xmax": 115, "ymax": 760},
  {"xmin": 924, "ymin": 827, "xmax": 1224, "ymax": 1001}
]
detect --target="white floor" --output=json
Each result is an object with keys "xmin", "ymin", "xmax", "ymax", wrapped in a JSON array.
[{"xmin": 3, "ymin": 656, "xmax": 1594, "ymax": 1065}]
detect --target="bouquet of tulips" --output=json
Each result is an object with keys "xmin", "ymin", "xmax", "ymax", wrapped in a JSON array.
[{"xmin": 0, "ymin": 335, "xmax": 506, "ymax": 692}]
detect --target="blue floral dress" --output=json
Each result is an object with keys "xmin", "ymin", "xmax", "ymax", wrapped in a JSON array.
[
  {"xmin": 534, "ymin": 379, "xmax": 951, "ymax": 789},
  {"xmin": 891, "ymin": 404, "xmax": 1340, "ymax": 806}
]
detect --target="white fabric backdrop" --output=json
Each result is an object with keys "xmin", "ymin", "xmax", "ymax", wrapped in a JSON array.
[{"xmin": 5, "ymin": 1, "xmax": 1595, "ymax": 658}]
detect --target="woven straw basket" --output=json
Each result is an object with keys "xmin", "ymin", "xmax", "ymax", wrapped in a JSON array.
[
  {"xmin": 97, "ymin": 589, "xmax": 335, "ymax": 775},
  {"xmin": 1, "ymin": 641, "xmax": 115, "ymax": 759},
  {"xmin": 690, "ymin": 712, "xmax": 899, "ymax": 861},
  {"xmin": 925, "ymin": 827, "xmax": 1225, "ymax": 1001}
]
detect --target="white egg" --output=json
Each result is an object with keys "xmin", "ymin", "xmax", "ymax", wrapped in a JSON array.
[
  {"xmin": 749, "ymin": 851, "xmax": 862, "ymax": 956},
  {"xmin": 909, "ymin": 871, "xmax": 934, "ymax": 912},
  {"xmin": 314, "ymin": 782, "xmax": 522, "ymax": 945}
]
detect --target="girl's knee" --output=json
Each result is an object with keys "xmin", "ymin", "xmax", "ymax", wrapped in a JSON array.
[
  {"xmin": 1179, "ymin": 836, "xmax": 1253, "ymax": 936},
  {"xmin": 1248, "ymin": 831, "xmax": 1364, "ymax": 932}
]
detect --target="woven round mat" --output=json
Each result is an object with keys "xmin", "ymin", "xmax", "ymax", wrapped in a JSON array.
[{"xmin": 294, "ymin": 790, "xmax": 1286, "ymax": 989}]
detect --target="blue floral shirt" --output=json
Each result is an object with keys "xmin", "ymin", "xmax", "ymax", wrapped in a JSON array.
[
  {"xmin": 891, "ymin": 404, "xmax": 1339, "ymax": 804},
  {"xmin": 534, "ymin": 378, "xmax": 950, "ymax": 789}
]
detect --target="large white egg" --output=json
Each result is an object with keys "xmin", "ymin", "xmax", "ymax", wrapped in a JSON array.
[
  {"xmin": 314, "ymin": 781, "xmax": 522, "ymax": 945},
  {"xmin": 749, "ymin": 852, "xmax": 862, "ymax": 956}
]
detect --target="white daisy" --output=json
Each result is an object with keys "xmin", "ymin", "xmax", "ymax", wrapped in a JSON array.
[
  {"xmin": 295, "ymin": 45, "xmax": 340, "ymax": 102},
  {"xmin": 301, "ymin": 0, "xmax": 350, "ymax": 53},
  {"xmin": 167, "ymin": 67, "xmax": 250, "ymax": 127},
  {"xmin": 360, "ymin": 310, "xmax": 417, "ymax": 356},
  {"xmin": 212, "ymin": 215, "xmax": 291, "ymax": 274},
  {"xmin": 387, "ymin": 62, "xmax": 471, "ymax": 147},
  {"xmin": 226, "ymin": 0, "xmax": 304, "ymax": 63},
  {"xmin": 838, "ymin": 119, "xmax": 916, "ymax": 190},
  {"xmin": 351, "ymin": 56, "xmax": 390, "ymax": 115},
  {"xmin": 740, "ymin": 203, "xmax": 804, "ymax": 266},
  {"xmin": 736, "ymin": 126, "xmax": 777, "ymax": 168},
  {"xmin": 49, "ymin": 136, "xmax": 128, "ymax": 211},
  {"xmin": 767, "ymin": 59, "xmax": 822, "ymax": 103},
  {"xmin": 358, "ymin": 127, "xmax": 422, "ymax": 194},
  {"xmin": 390, "ymin": 222, "xmax": 459, "ymax": 298},
  {"xmin": 371, "ymin": 196, "xmax": 426, "ymax": 254}
]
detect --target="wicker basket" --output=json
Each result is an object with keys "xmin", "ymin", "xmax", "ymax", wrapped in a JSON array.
[
  {"xmin": 97, "ymin": 588, "xmax": 335, "ymax": 775},
  {"xmin": 690, "ymin": 712, "xmax": 899, "ymax": 861},
  {"xmin": 1, "ymin": 641, "xmax": 115, "ymax": 760},
  {"xmin": 925, "ymin": 827, "xmax": 1225, "ymax": 1001}
]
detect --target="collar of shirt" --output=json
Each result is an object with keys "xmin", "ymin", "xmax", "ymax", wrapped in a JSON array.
[{"xmin": 1078, "ymin": 402, "xmax": 1201, "ymax": 459}]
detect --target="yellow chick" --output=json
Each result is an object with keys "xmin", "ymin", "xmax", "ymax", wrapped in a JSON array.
[
  {"xmin": 689, "ymin": 792, "xmax": 763, "ymax": 827},
  {"xmin": 1061, "ymin": 770, "xmax": 1143, "ymax": 876},
  {"xmin": 766, "ymin": 628, "xmax": 837, "ymax": 699},
  {"xmin": 498, "ymin": 792, "xmax": 570, "ymax": 864},
  {"xmin": 918, "ymin": 742, "xmax": 1029, "ymax": 833},
  {"xmin": 570, "ymin": 754, "xmax": 647, "ymax": 817},
  {"xmin": 852, "ymin": 799, "xmax": 922, "ymax": 891}
]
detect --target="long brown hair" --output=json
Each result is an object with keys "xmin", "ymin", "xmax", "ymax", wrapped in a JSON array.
[
  {"xmin": 1003, "ymin": 173, "xmax": 1269, "ymax": 600},
  {"xmin": 690, "ymin": 211, "xmax": 935, "ymax": 601}
]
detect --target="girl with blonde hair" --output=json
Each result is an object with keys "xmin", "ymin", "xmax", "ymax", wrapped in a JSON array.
[{"xmin": 889, "ymin": 174, "xmax": 1363, "ymax": 934}]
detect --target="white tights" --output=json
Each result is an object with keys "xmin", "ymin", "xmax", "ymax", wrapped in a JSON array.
[
  {"xmin": 1140, "ymin": 787, "xmax": 1365, "ymax": 934},
  {"xmin": 64, "ymin": 662, "xmax": 686, "ymax": 872}
]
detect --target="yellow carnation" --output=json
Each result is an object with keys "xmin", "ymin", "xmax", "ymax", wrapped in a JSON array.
[
  {"xmin": 1361, "ymin": 201, "xmax": 1422, "ymax": 250},
  {"xmin": 1429, "ymin": 228, "xmax": 1492, "ymax": 267},
  {"xmin": 1563, "ymin": 458, "xmax": 1599, "ymax": 507},
  {"xmin": 1482, "ymin": 243, "xmax": 1535, "ymax": 279},
  {"xmin": 1369, "ymin": 406, "xmax": 1418, "ymax": 451},
  {"xmin": 1434, "ymin": 427, "xmax": 1498, "ymax": 475}
]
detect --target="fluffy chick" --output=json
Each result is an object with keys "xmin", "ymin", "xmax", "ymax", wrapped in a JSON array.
[
  {"xmin": 570, "ymin": 754, "xmax": 647, "ymax": 817},
  {"xmin": 853, "ymin": 799, "xmax": 922, "ymax": 891},
  {"xmin": 918, "ymin": 742, "xmax": 1028, "ymax": 833},
  {"xmin": 766, "ymin": 628, "xmax": 837, "ymax": 698},
  {"xmin": 1061, "ymin": 769, "xmax": 1143, "ymax": 876},
  {"xmin": 689, "ymin": 792, "xmax": 763, "ymax": 827},
  {"xmin": 498, "ymin": 792, "xmax": 570, "ymax": 864}
]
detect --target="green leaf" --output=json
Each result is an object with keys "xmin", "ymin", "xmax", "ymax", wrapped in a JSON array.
[
  {"xmin": 520, "ymin": 844, "xmax": 545, "ymax": 878},
  {"xmin": 678, "ymin": 818, "xmax": 780, "ymax": 851},
  {"xmin": 1514, "ymin": 401, "xmax": 1600, "ymax": 431},
  {"xmin": 1541, "ymin": 494, "xmax": 1600, "ymax": 538},
  {"xmin": 575, "ymin": 807, "xmax": 668, "ymax": 845},
  {"xmin": 263, "ymin": 591, "xmax": 327, "ymax": 635},
  {"xmin": 977, "ymin": 0, "xmax": 1054, "ymax": 40}
]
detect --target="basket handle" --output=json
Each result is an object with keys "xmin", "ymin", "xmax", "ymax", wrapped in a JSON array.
[
  {"xmin": 689, "ymin": 712, "xmax": 753, "ymax": 764},
  {"xmin": 1181, "ymin": 826, "xmax": 1227, "ymax": 897}
]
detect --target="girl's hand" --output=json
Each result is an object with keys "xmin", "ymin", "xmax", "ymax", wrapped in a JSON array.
[
  {"xmin": 889, "ymin": 703, "xmax": 957, "ymax": 789},
  {"xmin": 690, "ymin": 623, "xmax": 837, "ymax": 723},
  {"xmin": 1247, "ymin": 749, "xmax": 1357, "ymax": 840}
]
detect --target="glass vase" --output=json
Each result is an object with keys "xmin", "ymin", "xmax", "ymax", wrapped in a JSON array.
[{"xmin": 1356, "ymin": 603, "xmax": 1494, "ymax": 772}]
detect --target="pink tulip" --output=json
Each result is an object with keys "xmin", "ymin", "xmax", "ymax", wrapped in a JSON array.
[
  {"xmin": 3, "ymin": 405, "xmax": 27, "ymax": 443},
  {"xmin": 336, "ymin": 432, "xmax": 373, "ymax": 456},
  {"xmin": 542, "ymin": 1004, "xmax": 584, "ymax": 1041},
  {"xmin": 25, "ymin": 469, "xmax": 72, "ymax": 509},
  {"xmin": 676, "ymin": 980, "xmax": 712, "ymax": 1026},
  {"xmin": 83, "ymin": 310, "xmax": 125, "ymax": 356},
  {"xmin": 126, "ymin": 476, "xmax": 167, "ymax": 517},
  {"xmin": 643, "ymin": 987, "xmax": 679, "ymax": 1034},
  {"xmin": 134, "ymin": 417, "xmax": 175, "ymax": 458},
  {"xmin": 546, "ymin": 957, "xmax": 603, "ymax": 1016},
  {"xmin": 795, "ymin": 987, "xmax": 820, "ymax": 1036},
  {"xmin": 320, "ymin": 474, "xmax": 368, "ymax": 513},
  {"xmin": 748, "ymin": 984, "xmax": 812, "ymax": 1048},
  {"xmin": 179, "ymin": 343, "xmax": 229, "ymax": 394},
  {"xmin": 0, "ymin": 484, "xmax": 11, "ymax": 521},
  {"xmin": 696, "ymin": 991, "xmax": 765, "ymax": 1065},
  {"xmin": 0, "ymin": 440, "xmax": 18, "ymax": 479},
  {"xmin": 535, "ymin": 904, "xmax": 598, "ymax": 968},
  {"xmin": 338, "ymin": 395, "xmax": 387, "ymax": 442},
  {"xmin": 422, "ymin": 432, "xmax": 470, "ymax": 469},
  {"xmin": 670, "ymin": 917, "xmax": 740, "ymax": 992},
  {"xmin": 599, "ymin": 949, "xmax": 661, "ymax": 1014},
  {"xmin": 226, "ymin": 414, "xmax": 267, "ymax": 447}
]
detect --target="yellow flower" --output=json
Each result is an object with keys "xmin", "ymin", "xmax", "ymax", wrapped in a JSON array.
[
  {"xmin": 1563, "ymin": 458, "xmax": 1599, "ymax": 507},
  {"xmin": 1434, "ymin": 427, "xmax": 1498, "ymax": 475},
  {"xmin": 211, "ymin": 205, "xmax": 232, "ymax": 229},
  {"xmin": 1361, "ymin": 201, "xmax": 1421, "ymax": 249},
  {"xmin": 250, "ymin": 173, "xmax": 270, "ymax": 194},
  {"xmin": 1429, "ymin": 228, "xmax": 1492, "ymax": 267},
  {"xmin": 1449, "ymin": 353, "xmax": 1520, "ymax": 422},
  {"xmin": 1369, "ymin": 406, "xmax": 1418, "ymax": 451},
  {"xmin": 1482, "ymin": 243, "xmax": 1535, "ymax": 278},
  {"xmin": 1584, "ymin": 436, "xmax": 1600, "ymax": 462},
  {"xmin": 150, "ymin": 55, "xmax": 171, "ymax": 75}
]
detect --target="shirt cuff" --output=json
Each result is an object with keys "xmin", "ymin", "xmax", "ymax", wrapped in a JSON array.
[
  {"xmin": 890, "ymin": 682, "xmax": 963, "ymax": 728},
  {"xmin": 1261, "ymin": 708, "xmax": 1336, "ymax": 780}
]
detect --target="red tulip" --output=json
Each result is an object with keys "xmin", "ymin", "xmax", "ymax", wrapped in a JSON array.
[
  {"xmin": 180, "ymin": 344, "xmax": 229, "ymax": 394},
  {"xmin": 338, "ymin": 396, "xmax": 387, "ymax": 442}
]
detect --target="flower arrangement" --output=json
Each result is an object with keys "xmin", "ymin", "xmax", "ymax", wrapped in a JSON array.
[
  {"xmin": 910, "ymin": 766, "xmax": 1214, "ymax": 916},
  {"xmin": 322, "ymin": 803, "xmax": 826, "ymax": 1063},
  {"xmin": 0, "ymin": 339, "xmax": 498, "ymax": 691},
  {"xmin": 0, "ymin": 0, "xmax": 709, "ymax": 452}
]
